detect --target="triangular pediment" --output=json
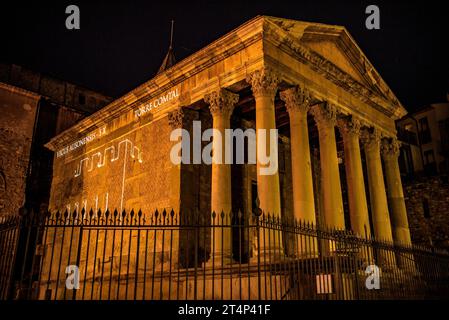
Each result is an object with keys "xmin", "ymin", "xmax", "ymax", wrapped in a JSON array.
[
  {"xmin": 303, "ymin": 40, "xmax": 369, "ymax": 86},
  {"xmin": 265, "ymin": 16, "xmax": 405, "ymax": 115}
]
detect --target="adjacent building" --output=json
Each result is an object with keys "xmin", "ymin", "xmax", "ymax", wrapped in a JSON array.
[
  {"xmin": 397, "ymin": 95, "xmax": 449, "ymax": 249},
  {"xmin": 0, "ymin": 63, "xmax": 112, "ymax": 216},
  {"xmin": 44, "ymin": 15, "xmax": 413, "ymax": 265}
]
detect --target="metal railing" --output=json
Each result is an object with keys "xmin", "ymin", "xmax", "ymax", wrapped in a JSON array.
[
  {"xmin": 0, "ymin": 215, "xmax": 21, "ymax": 299},
  {"xmin": 1, "ymin": 208, "xmax": 449, "ymax": 300}
]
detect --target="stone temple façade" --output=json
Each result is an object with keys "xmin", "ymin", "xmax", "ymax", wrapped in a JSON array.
[{"xmin": 45, "ymin": 16, "xmax": 412, "ymax": 265}]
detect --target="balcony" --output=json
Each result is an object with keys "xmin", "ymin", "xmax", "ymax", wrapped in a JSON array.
[{"xmin": 397, "ymin": 127, "xmax": 418, "ymax": 146}]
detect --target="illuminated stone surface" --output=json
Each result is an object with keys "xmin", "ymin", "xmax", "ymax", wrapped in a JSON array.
[{"xmin": 40, "ymin": 16, "xmax": 413, "ymax": 296}]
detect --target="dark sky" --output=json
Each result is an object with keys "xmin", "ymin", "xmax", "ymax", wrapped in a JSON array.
[{"xmin": 1, "ymin": 0, "xmax": 448, "ymax": 112}]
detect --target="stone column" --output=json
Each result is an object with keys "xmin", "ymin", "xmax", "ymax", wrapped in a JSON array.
[
  {"xmin": 168, "ymin": 107, "xmax": 189, "ymax": 269},
  {"xmin": 361, "ymin": 129, "xmax": 394, "ymax": 243},
  {"xmin": 168, "ymin": 108, "xmax": 185, "ymax": 215},
  {"xmin": 280, "ymin": 86, "xmax": 316, "ymax": 225},
  {"xmin": 204, "ymin": 88, "xmax": 239, "ymax": 264},
  {"xmin": 337, "ymin": 116, "xmax": 371, "ymax": 238},
  {"xmin": 381, "ymin": 138, "xmax": 412, "ymax": 246},
  {"xmin": 246, "ymin": 68, "xmax": 282, "ymax": 217},
  {"xmin": 247, "ymin": 67, "xmax": 283, "ymax": 258},
  {"xmin": 310, "ymin": 103, "xmax": 345, "ymax": 230}
]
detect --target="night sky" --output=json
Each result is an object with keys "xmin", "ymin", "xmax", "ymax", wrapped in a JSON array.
[{"xmin": 1, "ymin": 0, "xmax": 448, "ymax": 112}]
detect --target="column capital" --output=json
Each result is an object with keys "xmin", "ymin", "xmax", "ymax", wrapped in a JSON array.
[
  {"xmin": 310, "ymin": 102, "xmax": 337, "ymax": 129},
  {"xmin": 168, "ymin": 108, "xmax": 199, "ymax": 129},
  {"xmin": 168, "ymin": 108, "xmax": 184, "ymax": 129},
  {"xmin": 337, "ymin": 115, "xmax": 362, "ymax": 138},
  {"xmin": 381, "ymin": 137, "xmax": 401, "ymax": 160},
  {"xmin": 279, "ymin": 85, "xmax": 311, "ymax": 114},
  {"xmin": 204, "ymin": 88, "xmax": 239, "ymax": 119},
  {"xmin": 361, "ymin": 127, "xmax": 382, "ymax": 149},
  {"xmin": 246, "ymin": 67, "xmax": 280, "ymax": 99}
]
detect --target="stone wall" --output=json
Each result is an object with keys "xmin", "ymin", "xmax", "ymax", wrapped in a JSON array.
[
  {"xmin": 0, "ymin": 63, "xmax": 113, "ymax": 214},
  {"xmin": 0, "ymin": 84, "xmax": 40, "ymax": 216},
  {"xmin": 45, "ymin": 112, "xmax": 181, "ymax": 281},
  {"xmin": 403, "ymin": 175, "xmax": 449, "ymax": 250},
  {"xmin": 48, "ymin": 114, "xmax": 177, "ymax": 214}
]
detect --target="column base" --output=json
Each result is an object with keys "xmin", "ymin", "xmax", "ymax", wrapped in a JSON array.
[
  {"xmin": 204, "ymin": 253, "xmax": 234, "ymax": 267},
  {"xmin": 250, "ymin": 248, "xmax": 285, "ymax": 264}
]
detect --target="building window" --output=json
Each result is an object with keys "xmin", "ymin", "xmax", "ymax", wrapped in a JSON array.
[
  {"xmin": 424, "ymin": 149, "xmax": 435, "ymax": 164},
  {"xmin": 439, "ymin": 118, "xmax": 449, "ymax": 160},
  {"xmin": 422, "ymin": 198, "xmax": 431, "ymax": 219},
  {"xmin": 419, "ymin": 117, "xmax": 432, "ymax": 144},
  {"xmin": 399, "ymin": 145, "xmax": 414, "ymax": 178},
  {"xmin": 423, "ymin": 149, "xmax": 437, "ymax": 174},
  {"xmin": 78, "ymin": 93, "xmax": 86, "ymax": 105}
]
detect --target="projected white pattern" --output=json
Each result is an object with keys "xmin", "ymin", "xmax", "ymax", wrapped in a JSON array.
[
  {"xmin": 69, "ymin": 138, "xmax": 143, "ymax": 214},
  {"xmin": 65, "ymin": 192, "xmax": 109, "ymax": 219},
  {"xmin": 74, "ymin": 139, "xmax": 143, "ymax": 178}
]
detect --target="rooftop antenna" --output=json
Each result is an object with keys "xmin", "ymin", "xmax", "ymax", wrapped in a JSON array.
[
  {"xmin": 169, "ymin": 19, "xmax": 174, "ymax": 49},
  {"xmin": 157, "ymin": 20, "xmax": 176, "ymax": 75}
]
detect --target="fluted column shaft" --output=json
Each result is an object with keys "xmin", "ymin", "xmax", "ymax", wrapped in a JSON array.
[
  {"xmin": 204, "ymin": 88, "xmax": 239, "ymax": 264},
  {"xmin": 247, "ymin": 68, "xmax": 281, "ymax": 217},
  {"xmin": 311, "ymin": 103, "xmax": 345, "ymax": 230},
  {"xmin": 247, "ymin": 68, "xmax": 283, "ymax": 259},
  {"xmin": 338, "ymin": 117, "xmax": 371, "ymax": 237},
  {"xmin": 362, "ymin": 129, "xmax": 394, "ymax": 243},
  {"xmin": 382, "ymin": 138, "xmax": 412, "ymax": 246},
  {"xmin": 280, "ymin": 86, "xmax": 316, "ymax": 225}
]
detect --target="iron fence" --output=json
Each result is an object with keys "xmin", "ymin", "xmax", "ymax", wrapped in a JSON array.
[
  {"xmin": 0, "ymin": 215, "xmax": 21, "ymax": 299},
  {"xmin": 1, "ymin": 208, "xmax": 449, "ymax": 300}
]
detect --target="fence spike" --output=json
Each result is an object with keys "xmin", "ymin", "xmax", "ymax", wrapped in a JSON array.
[{"xmin": 72, "ymin": 209, "xmax": 78, "ymax": 219}]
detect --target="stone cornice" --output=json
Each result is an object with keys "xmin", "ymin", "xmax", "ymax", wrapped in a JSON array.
[
  {"xmin": 0, "ymin": 82, "xmax": 41, "ymax": 100},
  {"xmin": 45, "ymin": 16, "xmax": 266, "ymax": 151},
  {"xmin": 294, "ymin": 23, "xmax": 400, "ymax": 105},
  {"xmin": 45, "ymin": 15, "xmax": 407, "ymax": 152},
  {"xmin": 262, "ymin": 18, "xmax": 407, "ymax": 120}
]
